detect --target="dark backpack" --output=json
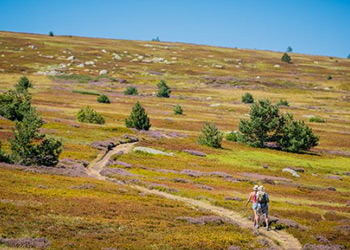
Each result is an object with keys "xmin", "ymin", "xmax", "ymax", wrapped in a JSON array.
[{"xmin": 258, "ymin": 191, "xmax": 267, "ymax": 204}]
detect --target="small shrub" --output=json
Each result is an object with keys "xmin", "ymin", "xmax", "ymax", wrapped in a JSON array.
[
  {"xmin": 97, "ymin": 95, "xmax": 110, "ymax": 103},
  {"xmin": 72, "ymin": 89, "xmax": 100, "ymax": 96},
  {"xmin": 327, "ymin": 74, "xmax": 332, "ymax": 80},
  {"xmin": 242, "ymin": 92, "xmax": 254, "ymax": 103},
  {"xmin": 309, "ymin": 116, "xmax": 325, "ymax": 123},
  {"xmin": 49, "ymin": 31, "xmax": 54, "ymax": 37},
  {"xmin": 125, "ymin": 101, "xmax": 151, "ymax": 130},
  {"xmin": 225, "ymin": 131, "xmax": 238, "ymax": 142},
  {"xmin": 77, "ymin": 106, "xmax": 105, "ymax": 124},
  {"xmin": 173, "ymin": 105, "xmax": 183, "ymax": 115},
  {"xmin": 281, "ymin": 53, "xmax": 291, "ymax": 63},
  {"xmin": 198, "ymin": 122, "xmax": 223, "ymax": 148},
  {"xmin": 157, "ymin": 80, "xmax": 172, "ymax": 98},
  {"xmin": 124, "ymin": 87, "xmax": 138, "ymax": 95},
  {"xmin": 277, "ymin": 99, "xmax": 289, "ymax": 107}
]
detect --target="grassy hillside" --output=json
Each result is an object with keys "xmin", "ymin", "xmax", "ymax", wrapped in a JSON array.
[{"xmin": 0, "ymin": 31, "xmax": 350, "ymax": 249}]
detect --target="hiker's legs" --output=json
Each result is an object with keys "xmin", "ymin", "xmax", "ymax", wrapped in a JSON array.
[{"xmin": 253, "ymin": 209, "xmax": 259, "ymax": 226}]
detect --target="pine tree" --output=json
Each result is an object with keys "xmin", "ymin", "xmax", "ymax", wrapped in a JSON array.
[
  {"xmin": 77, "ymin": 106, "xmax": 105, "ymax": 124},
  {"xmin": 281, "ymin": 53, "xmax": 291, "ymax": 63},
  {"xmin": 15, "ymin": 76, "xmax": 33, "ymax": 92},
  {"xmin": 286, "ymin": 46, "xmax": 293, "ymax": 53},
  {"xmin": 125, "ymin": 101, "xmax": 151, "ymax": 130},
  {"xmin": 157, "ymin": 80, "xmax": 172, "ymax": 98},
  {"xmin": 198, "ymin": 122, "xmax": 223, "ymax": 148}
]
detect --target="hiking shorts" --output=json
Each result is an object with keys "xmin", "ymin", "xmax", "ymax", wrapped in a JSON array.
[
  {"xmin": 252, "ymin": 202, "xmax": 258, "ymax": 210},
  {"xmin": 259, "ymin": 203, "xmax": 269, "ymax": 217}
]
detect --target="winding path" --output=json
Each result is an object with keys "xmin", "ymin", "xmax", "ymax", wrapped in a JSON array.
[{"xmin": 87, "ymin": 142, "xmax": 302, "ymax": 250}]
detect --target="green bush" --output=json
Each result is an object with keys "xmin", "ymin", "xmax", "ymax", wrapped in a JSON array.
[
  {"xmin": 276, "ymin": 99, "xmax": 289, "ymax": 107},
  {"xmin": 238, "ymin": 99, "xmax": 280, "ymax": 147},
  {"xmin": 125, "ymin": 101, "xmax": 151, "ymax": 130},
  {"xmin": 124, "ymin": 87, "xmax": 138, "ymax": 95},
  {"xmin": 72, "ymin": 89, "xmax": 100, "ymax": 96},
  {"xmin": 238, "ymin": 99, "xmax": 319, "ymax": 152},
  {"xmin": 10, "ymin": 109, "xmax": 62, "ymax": 166},
  {"xmin": 0, "ymin": 77, "xmax": 33, "ymax": 121},
  {"xmin": 281, "ymin": 53, "xmax": 291, "ymax": 63},
  {"xmin": 157, "ymin": 80, "xmax": 172, "ymax": 98},
  {"xmin": 97, "ymin": 95, "xmax": 110, "ymax": 103},
  {"xmin": 225, "ymin": 131, "xmax": 238, "ymax": 142},
  {"xmin": 327, "ymin": 74, "xmax": 332, "ymax": 80},
  {"xmin": 15, "ymin": 76, "xmax": 33, "ymax": 92},
  {"xmin": 77, "ymin": 106, "xmax": 105, "ymax": 124},
  {"xmin": 242, "ymin": 92, "xmax": 254, "ymax": 103},
  {"xmin": 173, "ymin": 105, "xmax": 183, "ymax": 115},
  {"xmin": 0, "ymin": 140, "xmax": 11, "ymax": 163},
  {"xmin": 198, "ymin": 122, "xmax": 223, "ymax": 148},
  {"xmin": 309, "ymin": 116, "xmax": 325, "ymax": 123},
  {"xmin": 278, "ymin": 114, "xmax": 319, "ymax": 152},
  {"xmin": 49, "ymin": 31, "xmax": 54, "ymax": 37}
]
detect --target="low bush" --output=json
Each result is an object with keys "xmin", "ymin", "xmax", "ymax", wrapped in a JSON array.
[
  {"xmin": 72, "ymin": 89, "xmax": 100, "ymax": 96},
  {"xmin": 225, "ymin": 131, "xmax": 238, "ymax": 142},
  {"xmin": 309, "ymin": 116, "xmax": 325, "ymax": 123},
  {"xmin": 157, "ymin": 80, "xmax": 171, "ymax": 98},
  {"xmin": 277, "ymin": 99, "xmax": 289, "ymax": 107},
  {"xmin": 124, "ymin": 87, "xmax": 138, "ymax": 95},
  {"xmin": 174, "ymin": 105, "xmax": 183, "ymax": 115},
  {"xmin": 198, "ymin": 122, "xmax": 223, "ymax": 148},
  {"xmin": 242, "ymin": 92, "xmax": 254, "ymax": 103},
  {"xmin": 97, "ymin": 95, "xmax": 110, "ymax": 103},
  {"xmin": 327, "ymin": 74, "xmax": 332, "ymax": 80},
  {"xmin": 77, "ymin": 106, "xmax": 105, "ymax": 124},
  {"xmin": 281, "ymin": 53, "xmax": 291, "ymax": 63}
]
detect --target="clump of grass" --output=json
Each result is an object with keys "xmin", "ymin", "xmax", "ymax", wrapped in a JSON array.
[
  {"xmin": 309, "ymin": 116, "xmax": 325, "ymax": 123},
  {"xmin": 51, "ymin": 74, "xmax": 92, "ymax": 83},
  {"xmin": 174, "ymin": 105, "xmax": 183, "ymax": 115},
  {"xmin": 72, "ymin": 89, "xmax": 100, "ymax": 96},
  {"xmin": 225, "ymin": 131, "xmax": 238, "ymax": 142},
  {"xmin": 124, "ymin": 87, "xmax": 138, "ymax": 95}
]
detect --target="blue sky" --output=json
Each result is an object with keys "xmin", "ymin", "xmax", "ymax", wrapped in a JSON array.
[{"xmin": 1, "ymin": 0, "xmax": 349, "ymax": 57}]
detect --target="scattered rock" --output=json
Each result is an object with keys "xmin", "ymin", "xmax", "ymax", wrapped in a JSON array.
[
  {"xmin": 99, "ymin": 69, "xmax": 108, "ymax": 75},
  {"xmin": 288, "ymin": 167, "xmax": 305, "ymax": 173},
  {"xmin": 85, "ymin": 61, "xmax": 95, "ymax": 65},
  {"xmin": 67, "ymin": 55, "xmax": 75, "ymax": 60},
  {"xmin": 282, "ymin": 168, "xmax": 300, "ymax": 178},
  {"xmin": 133, "ymin": 147, "xmax": 174, "ymax": 156},
  {"xmin": 90, "ymin": 140, "xmax": 117, "ymax": 150},
  {"xmin": 173, "ymin": 178, "xmax": 190, "ymax": 183},
  {"xmin": 28, "ymin": 45, "xmax": 38, "ymax": 49},
  {"xmin": 327, "ymin": 186, "xmax": 337, "ymax": 191},
  {"xmin": 326, "ymin": 175, "xmax": 342, "ymax": 181},
  {"xmin": 274, "ymin": 64, "xmax": 280, "ymax": 68},
  {"xmin": 77, "ymin": 63, "xmax": 84, "ymax": 68},
  {"xmin": 262, "ymin": 164, "xmax": 269, "ymax": 169},
  {"xmin": 316, "ymin": 235, "xmax": 330, "ymax": 244},
  {"xmin": 183, "ymin": 149, "xmax": 206, "ymax": 157}
]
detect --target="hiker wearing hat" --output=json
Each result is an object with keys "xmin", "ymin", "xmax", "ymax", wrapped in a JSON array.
[
  {"xmin": 257, "ymin": 185, "xmax": 270, "ymax": 231},
  {"xmin": 245, "ymin": 185, "xmax": 259, "ymax": 228}
]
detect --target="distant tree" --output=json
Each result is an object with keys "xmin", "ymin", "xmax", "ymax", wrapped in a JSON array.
[
  {"xmin": 286, "ymin": 46, "xmax": 293, "ymax": 53},
  {"xmin": 347, "ymin": 54, "xmax": 350, "ymax": 59},
  {"xmin": 97, "ymin": 95, "xmax": 110, "ymax": 103},
  {"xmin": 124, "ymin": 87, "xmax": 138, "ymax": 95},
  {"xmin": 198, "ymin": 122, "xmax": 223, "ymax": 149},
  {"xmin": 277, "ymin": 114, "xmax": 319, "ymax": 152},
  {"xmin": 0, "ymin": 77, "xmax": 33, "ymax": 121},
  {"xmin": 242, "ymin": 92, "xmax": 254, "ymax": 103},
  {"xmin": 15, "ymin": 76, "xmax": 33, "ymax": 92},
  {"xmin": 327, "ymin": 74, "xmax": 332, "ymax": 80},
  {"xmin": 125, "ymin": 101, "xmax": 151, "ymax": 130},
  {"xmin": 281, "ymin": 53, "xmax": 291, "ymax": 63},
  {"xmin": 238, "ymin": 99, "xmax": 280, "ymax": 148},
  {"xmin": 173, "ymin": 104, "xmax": 183, "ymax": 115},
  {"xmin": 10, "ymin": 109, "xmax": 62, "ymax": 166},
  {"xmin": 157, "ymin": 80, "xmax": 172, "ymax": 98},
  {"xmin": 77, "ymin": 106, "xmax": 105, "ymax": 124},
  {"xmin": 49, "ymin": 31, "xmax": 54, "ymax": 37},
  {"xmin": 152, "ymin": 36, "xmax": 160, "ymax": 42}
]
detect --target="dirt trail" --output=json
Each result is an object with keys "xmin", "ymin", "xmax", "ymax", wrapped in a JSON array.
[{"xmin": 87, "ymin": 142, "xmax": 302, "ymax": 250}]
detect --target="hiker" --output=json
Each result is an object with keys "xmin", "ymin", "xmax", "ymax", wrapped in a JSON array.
[
  {"xmin": 257, "ymin": 185, "xmax": 270, "ymax": 231},
  {"xmin": 245, "ymin": 185, "xmax": 259, "ymax": 228}
]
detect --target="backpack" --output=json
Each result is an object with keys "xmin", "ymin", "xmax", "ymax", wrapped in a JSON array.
[{"xmin": 258, "ymin": 191, "xmax": 267, "ymax": 204}]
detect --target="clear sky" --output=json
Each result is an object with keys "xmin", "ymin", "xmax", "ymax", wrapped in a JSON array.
[{"xmin": 1, "ymin": 0, "xmax": 349, "ymax": 57}]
